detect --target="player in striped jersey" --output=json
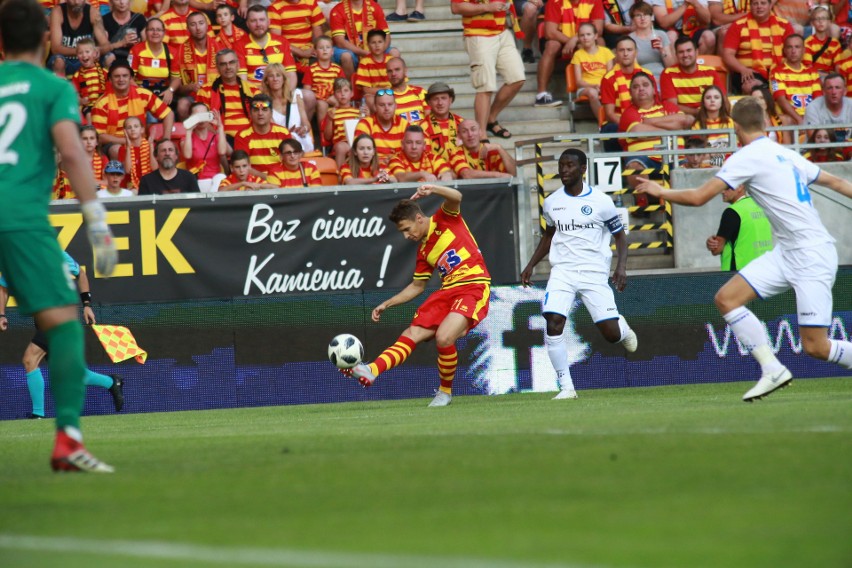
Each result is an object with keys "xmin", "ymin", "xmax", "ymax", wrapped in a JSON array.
[
  {"xmin": 770, "ymin": 34, "xmax": 822, "ymax": 124},
  {"xmin": 660, "ymin": 36, "xmax": 725, "ymax": 116},
  {"xmin": 386, "ymin": 57, "xmax": 427, "ymax": 125},
  {"xmin": 343, "ymin": 184, "xmax": 491, "ymax": 407},
  {"xmin": 521, "ymin": 149, "xmax": 637, "ymax": 400}
]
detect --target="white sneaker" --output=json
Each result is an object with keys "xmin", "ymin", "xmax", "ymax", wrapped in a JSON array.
[
  {"xmin": 620, "ymin": 316, "xmax": 638, "ymax": 353},
  {"xmin": 552, "ymin": 388, "xmax": 578, "ymax": 400},
  {"xmin": 742, "ymin": 367, "xmax": 793, "ymax": 402},
  {"xmin": 342, "ymin": 362, "xmax": 376, "ymax": 387},
  {"xmin": 428, "ymin": 391, "xmax": 452, "ymax": 407}
]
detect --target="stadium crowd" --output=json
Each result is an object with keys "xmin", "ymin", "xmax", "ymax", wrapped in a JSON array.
[{"xmin": 12, "ymin": 0, "xmax": 852, "ymax": 197}]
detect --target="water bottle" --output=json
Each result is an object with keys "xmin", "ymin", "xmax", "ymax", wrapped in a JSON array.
[{"xmin": 359, "ymin": 98, "xmax": 367, "ymax": 118}]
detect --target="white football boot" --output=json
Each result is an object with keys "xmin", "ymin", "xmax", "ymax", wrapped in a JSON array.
[
  {"xmin": 742, "ymin": 367, "xmax": 793, "ymax": 402},
  {"xmin": 428, "ymin": 391, "xmax": 452, "ymax": 407}
]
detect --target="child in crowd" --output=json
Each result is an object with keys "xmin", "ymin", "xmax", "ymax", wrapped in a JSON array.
[
  {"xmin": 215, "ymin": 5, "xmax": 247, "ymax": 51},
  {"xmin": 340, "ymin": 134, "xmax": 396, "ymax": 184},
  {"xmin": 119, "ymin": 116, "xmax": 156, "ymax": 190},
  {"xmin": 570, "ymin": 23, "xmax": 614, "ymax": 120},
  {"xmin": 802, "ymin": 128, "xmax": 845, "ymax": 162},
  {"xmin": 324, "ymin": 78, "xmax": 363, "ymax": 168},
  {"xmin": 693, "ymin": 85, "xmax": 735, "ymax": 165},
  {"xmin": 69, "ymin": 38, "xmax": 107, "ymax": 124},
  {"xmin": 681, "ymin": 136, "xmax": 713, "ymax": 169},
  {"xmin": 804, "ymin": 6, "xmax": 842, "ymax": 77},
  {"xmin": 80, "ymin": 125, "xmax": 106, "ymax": 185},
  {"xmin": 182, "ymin": 103, "xmax": 229, "ymax": 192},
  {"xmin": 305, "ymin": 36, "xmax": 345, "ymax": 130},
  {"xmin": 355, "ymin": 29, "xmax": 392, "ymax": 113},
  {"xmin": 97, "ymin": 161, "xmax": 135, "ymax": 197},
  {"xmin": 218, "ymin": 150, "xmax": 279, "ymax": 191},
  {"xmin": 267, "ymin": 139, "xmax": 323, "ymax": 187}
]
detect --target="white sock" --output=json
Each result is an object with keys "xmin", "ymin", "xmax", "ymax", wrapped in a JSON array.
[
  {"xmin": 545, "ymin": 333, "xmax": 574, "ymax": 390},
  {"xmin": 828, "ymin": 340, "xmax": 852, "ymax": 369},
  {"xmin": 723, "ymin": 307, "xmax": 784, "ymax": 373},
  {"xmin": 617, "ymin": 315, "xmax": 631, "ymax": 343}
]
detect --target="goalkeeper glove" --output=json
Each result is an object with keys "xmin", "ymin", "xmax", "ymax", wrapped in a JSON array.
[{"xmin": 81, "ymin": 200, "xmax": 118, "ymax": 277}]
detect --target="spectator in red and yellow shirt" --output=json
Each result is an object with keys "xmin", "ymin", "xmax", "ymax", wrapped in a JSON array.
[
  {"xmin": 804, "ymin": 6, "xmax": 842, "ymax": 77},
  {"xmin": 305, "ymin": 35, "xmax": 345, "ymax": 129},
  {"xmin": 269, "ymin": 0, "xmax": 326, "ymax": 64},
  {"xmin": 174, "ymin": 11, "xmax": 222, "ymax": 120},
  {"xmin": 329, "ymin": 0, "xmax": 394, "ymax": 78},
  {"xmin": 234, "ymin": 93, "xmax": 293, "ymax": 178},
  {"xmin": 215, "ymin": 5, "xmax": 248, "ymax": 52},
  {"xmin": 421, "ymin": 81, "xmax": 466, "ymax": 158},
  {"xmin": 660, "ymin": 36, "xmax": 725, "ymax": 116},
  {"xmin": 196, "ymin": 49, "xmax": 260, "ymax": 139},
  {"xmin": 159, "ymin": 0, "xmax": 192, "ymax": 48},
  {"xmin": 238, "ymin": 5, "xmax": 298, "ymax": 85},
  {"xmin": 340, "ymin": 134, "xmax": 397, "ymax": 184},
  {"xmin": 450, "ymin": 0, "xmax": 525, "ymax": 139},
  {"xmin": 448, "ymin": 119, "xmax": 515, "ymax": 179},
  {"xmin": 69, "ymin": 38, "xmax": 107, "ymax": 123},
  {"xmin": 600, "ymin": 36, "xmax": 654, "ymax": 151},
  {"xmin": 91, "ymin": 61, "xmax": 175, "ymax": 160},
  {"xmin": 387, "ymin": 56, "xmax": 428, "ymax": 124},
  {"xmin": 267, "ymin": 138, "xmax": 323, "ymax": 187},
  {"xmin": 218, "ymin": 150, "xmax": 280, "ymax": 191},
  {"xmin": 770, "ymin": 34, "xmax": 823, "ymax": 124},
  {"xmin": 355, "ymin": 29, "xmax": 393, "ymax": 112},
  {"xmin": 721, "ymin": 0, "xmax": 793, "ymax": 94},
  {"xmin": 128, "ymin": 18, "xmax": 181, "ymax": 104},
  {"xmin": 354, "ymin": 89, "xmax": 410, "ymax": 167},
  {"xmin": 387, "ymin": 125, "xmax": 454, "ymax": 182}
]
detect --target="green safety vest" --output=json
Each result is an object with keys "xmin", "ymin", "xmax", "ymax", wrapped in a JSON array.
[{"xmin": 721, "ymin": 196, "xmax": 773, "ymax": 271}]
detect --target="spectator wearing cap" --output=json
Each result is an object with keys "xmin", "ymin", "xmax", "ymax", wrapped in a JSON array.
[
  {"xmin": 422, "ymin": 81, "xmax": 467, "ymax": 157},
  {"xmin": 97, "ymin": 161, "xmax": 135, "ymax": 197},
  {"xmin": 451, "ymin": 0, "xmax": 526, "ymax": 139}
]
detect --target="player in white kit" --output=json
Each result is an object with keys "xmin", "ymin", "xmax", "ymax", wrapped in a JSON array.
[
  {"xmin": 636, "ymin": 97, "xmax": 852, "ymax": 402},
  {"xmin": 521, "ymin": 148, "xmax": 638, "ymax": 400}
]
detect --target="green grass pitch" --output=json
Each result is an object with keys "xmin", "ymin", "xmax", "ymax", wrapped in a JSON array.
[{"xmin": 1, "ymin": 378, "xmax": 850, "ymax": 568}]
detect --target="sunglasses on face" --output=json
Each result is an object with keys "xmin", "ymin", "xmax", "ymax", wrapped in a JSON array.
[
  {"xmin": 251, "ymin": 102, "xmax": 271, "ymax": 110},
  {"xmin": 376, "ymin": 89, "xmax": 394, "ymax": 97}
]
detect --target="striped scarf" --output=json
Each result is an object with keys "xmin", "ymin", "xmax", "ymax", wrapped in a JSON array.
[
  {"xmin": 105, "ymin": 85, "xmax": 150, "ymax": 130},
  {"xmin": 129, "ymin": 138, "xmax": 153, "ymax": 189},
  {"xmin": 91, "ymin": 152, "xmax": 105, "ymax": 179},
  {"xmin": 342, "ymin": 0, "xmax": 379, "ymax": 49}
]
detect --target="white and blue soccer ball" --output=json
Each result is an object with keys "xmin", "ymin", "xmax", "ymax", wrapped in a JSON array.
[{"xmin": 328, "ymin": 334, "xmax": 364, "ymax": 369}]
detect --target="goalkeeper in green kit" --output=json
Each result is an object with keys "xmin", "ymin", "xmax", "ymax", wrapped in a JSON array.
[{"xmin": 0, "ymin": 0, "xmax": 119, "ymax": 472}]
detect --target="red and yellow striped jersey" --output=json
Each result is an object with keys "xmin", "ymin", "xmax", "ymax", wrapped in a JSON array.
[
  {"xmin": 354, "ymin": 53, "xmax": 391, "ymax": 89},
  {"xmin": 234, "ymin": 124, "xmax": 292, "ymax": 175},
  {"xmin": 91, "ymin": 87, "xmax": 171, "ymax": 137},
  {"xmin": 447, "ymin": 144, "xmax": 508, "ymax": 177},
  {"xmin": 304, "ymin": 61, "xmax": 344, "ymax": 100},
  {"xmin": 270, "ymin": 0, "xmax": 326, "ymax": 49},
  {"xmin": 770, "ymin": 62, "xmax": 822, "ymax": 116},
  {"xmin": 329, "ymin": 105, "xmax": 362, "ymax": 144},
  {"xmin": 267, "ymin": 162, "xmax": 322, "ymax": 186},
  {"xmin": 837, "ymin": 52, "xmax": 852, "ymax": 96},
  {"xmin": 393, "ymin": 84, "xmax": 427, "ymax": 124},
  {"xmin": 217, "ymin": 26, "xmax": 248, "ymax": 51},
  {"xmin": 600, "ymin": 64, "xmax": 654, "ymax": 116},
  {"xmin": 618, "ymin": 101, "xmax": 680, "ymax": 156},
  {"xmin": 692, "ymin": 116, "xmax": 735, "ymax": 146},
  {"xmin": 128, "ymin": 41, "xmax": 179, "ymax": 87},
  {"xmin": 218, "ymin": 173, "xmax": 265, "ymax": 191},
  {"xmin": 196, "ymin": 79, "xmax": 259, "ymax": 138},
  {"xmin": 354, "ymin": 115, "xmax": 410, "ymax": 166},
  {"xmin": 544, "ymin": 0, "xmax": 605, "ymax": 37},
  {"xmin": 660, "ymin": 64, "xmax": 725, "ymax": 109},
  {"xmin": 160, "ymin": 7, "xmax": 192, "ymax": 48},
  {"xmin": 70, "ymin": 64, "xmax": 107, "ymax": 106},
  {"xmin": 237, "ymin": 33, "xmax": 297, "ymax": 83},
  {"xmin": 329, "ymin": 0, "xmax": 390, "ymax": 48},
  {"xmin": 803, "ymin": 35, "xmax": 842, "ymax": 74},
  {"xmin": 451, "ymin": 0, "xmax": 506, "ymax": 37},
  {"xmin": 387, "ymin": 149, "xmax": 451, "ymax": 178},
  {"xmin": 722, "ymin": 14, "xmax": 793, "ymax": 76},
  {"xmin": 339, "ymin": 163, "xmax": 377, "ymax": 182},
  {"xmin": 414, "ymin": 206, "xmax": 491, "ymax": 288}
]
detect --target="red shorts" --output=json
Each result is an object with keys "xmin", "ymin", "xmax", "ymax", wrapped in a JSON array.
[{"xmin": 411, "ymin": 283, "xmax": 490, "ymax": 331}]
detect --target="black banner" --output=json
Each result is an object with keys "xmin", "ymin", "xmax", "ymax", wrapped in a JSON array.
[{"xmin": 50, "ymin": 183, "xmax": 520, "ymax": 303}]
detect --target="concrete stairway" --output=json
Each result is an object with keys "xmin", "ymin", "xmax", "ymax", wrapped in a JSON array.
[{"xmin": 380, "ymin": 0, "xmax": 674, "ymax": 271}]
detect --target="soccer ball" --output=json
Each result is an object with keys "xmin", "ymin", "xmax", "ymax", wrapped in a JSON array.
[{"xmin": 328, "ymin": 334, "xmax": 364, "ymax": 369}]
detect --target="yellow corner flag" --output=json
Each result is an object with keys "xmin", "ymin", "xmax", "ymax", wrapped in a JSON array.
[{"xmin": 91, "ymin": 325, "xmax": 148, "ymax": 364}]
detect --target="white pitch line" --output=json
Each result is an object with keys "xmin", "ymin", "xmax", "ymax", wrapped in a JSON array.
[{"xmin": 0, "ymin": 534, "xmax": 613, "ymax": 568}]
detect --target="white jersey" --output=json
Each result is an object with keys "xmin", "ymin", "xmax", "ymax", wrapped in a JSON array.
[
  {"xmin": 716, "ymin": 136, "xmax": 834, "ymax": 251},
  {"xmin": 543, "ymin": 183, "xmax": 624, "ymax": 273}
]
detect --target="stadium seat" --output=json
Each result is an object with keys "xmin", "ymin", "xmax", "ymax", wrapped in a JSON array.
[
  {"xmin": 565, "ymin": 64, "xmax": 590, "ymax": 133},
  {"xmin": 148, "ymin": 122, "xmax": 187, "ymax": 142},
  {"xmin": 696, "ymin": 55, "xmax": 730, "ymax": 93},
  {"xmin": 303, "ymin": 156, "xmax": 340, "ymax": 186}
]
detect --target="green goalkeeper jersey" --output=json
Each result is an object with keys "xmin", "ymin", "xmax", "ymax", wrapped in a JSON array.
[{"xmin": 0, "ymin": 60, "xmax": 81, "ymax": 232}]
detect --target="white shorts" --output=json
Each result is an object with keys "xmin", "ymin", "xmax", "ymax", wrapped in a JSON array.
[
  {"xmin": 543, "ymin": 267, "xmax": 619, "ymax": 323},
  {"xmin": 738, "ymin": 244, "xmax": 838, "ymax": 327},
  {"xmin": 464, "ymin": 30, "xmax": 526, "ymax": 93}
]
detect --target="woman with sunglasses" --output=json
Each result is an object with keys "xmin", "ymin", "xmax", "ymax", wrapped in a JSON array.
[
  {"xmin": 267, "ymin": 139, "xmax": 324, "ymax": 187},
  {"xmin": 261, "ymin": 63, "xmax": 314, "ymax": 154},
  {"xmin": 340, "ymin": 134, "xmax": 396, "ymax": 184}
]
